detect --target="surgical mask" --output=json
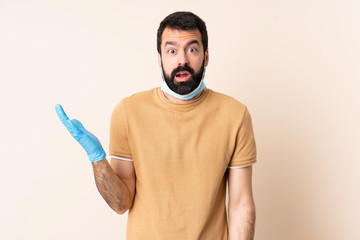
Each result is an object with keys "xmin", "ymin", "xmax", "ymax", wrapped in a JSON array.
[{"xmin": 160, "ymin": 59, "xmax": 206, "ymax": 100}]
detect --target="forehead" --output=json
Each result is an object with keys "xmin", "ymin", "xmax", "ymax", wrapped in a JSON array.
[{"xmin": 161, "ymin": 27, "xmax": 202, "ymax": 47}]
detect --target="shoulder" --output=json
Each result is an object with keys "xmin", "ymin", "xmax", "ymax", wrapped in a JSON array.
[
  {"xmin": 113, "ymin": 88, "xmax": 157, "ymax": 110},
  {"xmin": 207, "ymin": 88, "xmax": 249, "ymax": 114},
  {"xmin": 121, "ymin": 88, "xmax": 157, "ymax": 104},
  {"xmin": 206, "ymin": 89, "xmax": 255, "ymax": 130}
]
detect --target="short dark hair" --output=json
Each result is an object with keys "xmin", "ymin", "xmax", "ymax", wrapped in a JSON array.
[{"xmin": 157, "ymin": 11, "xmax": 208, "ymax": 55}]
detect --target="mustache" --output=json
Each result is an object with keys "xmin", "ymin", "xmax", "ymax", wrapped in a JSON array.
[{"xmin": 171, "ymin": 65, "xmax": 195, "ymax": 79}]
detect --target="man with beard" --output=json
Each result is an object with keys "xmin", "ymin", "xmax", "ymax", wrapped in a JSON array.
[{"xmin": 56, "ymin": 11, "xmax": 257, "ymax": 240}]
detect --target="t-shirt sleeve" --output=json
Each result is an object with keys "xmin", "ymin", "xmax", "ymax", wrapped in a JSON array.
[
  {"xmin": 109, "ymin": 101, "xmax": 133, "ymax": 160},
  {"xmin": 228, "ymin": 107, "xmax": 257, "ymax": 168}
]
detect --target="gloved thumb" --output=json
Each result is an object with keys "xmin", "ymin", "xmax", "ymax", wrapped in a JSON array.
[{"xmin": 72, "ymin": 119, "xmax": 87, "ymax": 132}]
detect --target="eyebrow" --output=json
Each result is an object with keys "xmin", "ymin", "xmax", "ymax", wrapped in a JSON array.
[
  {"xmin": 164, "ymin": 40, "xmax": 200, "ymax": 47},
  {"xmin": 187, "ymin": 40, "xmax": 200, "ymax": 46},
  {"xmin": 164, "ymin": 41, "xmax": 177, "ymax": 47}
]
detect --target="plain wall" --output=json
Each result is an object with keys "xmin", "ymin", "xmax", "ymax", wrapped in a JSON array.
[{"xmin": 0, "ymin": 0, "xmax": 359, "ymax": 239}]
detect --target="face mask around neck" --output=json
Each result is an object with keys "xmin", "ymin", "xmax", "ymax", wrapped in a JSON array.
[{"xmin": 160, "ymin": 60, "xmax": 206, "ymax": 100}]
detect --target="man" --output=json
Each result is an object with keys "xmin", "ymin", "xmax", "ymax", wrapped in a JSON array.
[{"xmin": 56, "ymin": 11, "xmax": 257, "ymax": 240}]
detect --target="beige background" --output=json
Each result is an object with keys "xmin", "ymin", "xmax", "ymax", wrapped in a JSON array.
[{"xmin": 0, "ymin": 0, "xmax": 359, "ymax": 239}]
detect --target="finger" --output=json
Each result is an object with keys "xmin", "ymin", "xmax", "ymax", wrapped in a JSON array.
[
  {"xmin": 55, "ymin": 104, "xmax": 82, "ymax": 137},
  {"xmin": 72, "ymin": 119, "xmax": 87, "ymax": 132},
  {"xmin": 71, "ymin": 119, "xmax": 90, "ymax": 143},
  {"xmin": 55, "ymin": 104, "xmax": 70, "ymax": 124},
  {"xmin": 67, "ymin": 120, "xmax": 83, "ymax": 137}
]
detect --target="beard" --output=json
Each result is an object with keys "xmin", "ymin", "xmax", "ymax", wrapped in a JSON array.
[{"xmin": 161, "ymin": 59, "xmax": 206, "ymax": 95}]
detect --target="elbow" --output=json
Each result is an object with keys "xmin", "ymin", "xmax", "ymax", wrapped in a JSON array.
[
  {"xmin": 113, "ymin": 207, "xmax": 127, "ymax": 215},
  {"xmin": 115, "ymin": 209, "xmax": 127, "ymax": 215},
  {"xmin": 113, "ymin": 202, "xmax": 132, "ymax": 215},
  {"xmin": 108, "ymin": 191, "xmax": 134, "ymax": 215}
]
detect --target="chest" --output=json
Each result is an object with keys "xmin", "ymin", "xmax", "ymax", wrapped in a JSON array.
[{"xmin": 127, "ymin": 107, "xmax": 238, "ymax": 172}]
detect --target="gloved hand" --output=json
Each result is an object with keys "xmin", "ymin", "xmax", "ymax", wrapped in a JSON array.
[{"xmin": 55, "ymin": 104, "xmax": 106, "ymax": 162}]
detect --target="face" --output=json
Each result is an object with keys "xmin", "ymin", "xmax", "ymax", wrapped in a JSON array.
[{"xmin": 159, "ymin": 27, "xmax": 209, "ymax": 95}]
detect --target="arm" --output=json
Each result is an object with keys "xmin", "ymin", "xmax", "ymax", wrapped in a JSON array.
[
  {"xmin": 55, "ymin": 104, "xmax": 134, "ymax": 214},
  {"xmin": 228, "ymin": 166, "xmax": 256, "ymax": 240},
  {"xmin": 92, "ymin": 158, "xmax": 135, "ymax": 214}
]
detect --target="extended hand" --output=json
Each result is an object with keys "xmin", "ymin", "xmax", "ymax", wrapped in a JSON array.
[{"xmin": 55, "ymin": 104, "xmax": 106, "ymax": 162}]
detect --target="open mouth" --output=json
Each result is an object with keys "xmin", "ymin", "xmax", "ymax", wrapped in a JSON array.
[{"xmin": 175, "ymin": 71, "xmax": 191, "ymax": 82}]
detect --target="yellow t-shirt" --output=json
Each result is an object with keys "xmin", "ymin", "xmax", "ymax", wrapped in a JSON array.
[{"xmin": 109, "ymin": 87, "xmax": 257, "ymax": 240}]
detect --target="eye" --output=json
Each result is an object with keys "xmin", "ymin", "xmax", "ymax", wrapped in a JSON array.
[
  {"xmin": 167, "ymin": 49, "xmax": 176, "ymax": 54},
  {"xmin": 188, "ymin": 47, "xmax": 197, "ymax": 53}
]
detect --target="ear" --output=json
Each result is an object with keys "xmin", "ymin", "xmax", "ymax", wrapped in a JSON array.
[{"xmin": 204, "ymin": 48, "xmax": 209, "ymax": 67}]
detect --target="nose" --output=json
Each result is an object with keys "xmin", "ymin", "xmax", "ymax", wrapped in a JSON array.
[{"xmin": 177, "ymin": 50, "xmax": 189, "ymax": 66}]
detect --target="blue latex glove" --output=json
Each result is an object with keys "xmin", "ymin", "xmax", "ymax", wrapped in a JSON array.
[{"xmin": 55, "ymin": 104, "xmax": 106, "ymax": 162}]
